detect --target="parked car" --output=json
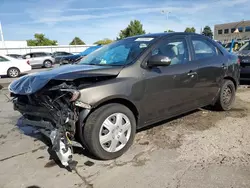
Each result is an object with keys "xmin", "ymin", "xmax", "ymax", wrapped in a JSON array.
[
  {"xmin": 52, "ymin": 51, "xmax": 73, "ymax": 57},
  {"xmin": 9, "ymin": 32, "xmax": 240, "ymax": 168},
  {"xmin": 6, "ymin": 54, "xmax": 23, "ymax": 59},
  {"xmin": 236, "ymin": 40, "xmax": 250, "ymax": 81},
  {"xmin": 0, "ymin": 55, "xmax": 31, "ymax": 78},
  {"xmin": 57, "ymin": 45, "xmax": 102, "ymax": 65},
  {"xmin": 22, "ymin": 52, "xmax": 55, "ymax": 68}
]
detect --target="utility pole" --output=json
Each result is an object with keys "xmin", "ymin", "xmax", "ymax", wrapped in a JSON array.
[
  {"xmin": 161, "ymin": 10, "xmax": 171, "ymax": 32},
  {"xmin": 0, "ymin": 21, "xmax": 7, "ymax": 53}
]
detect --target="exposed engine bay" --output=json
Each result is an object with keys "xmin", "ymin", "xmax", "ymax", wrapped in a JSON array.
[
  {"xmin": 8, "ymin": 63, "xmax": 122, "ymax": 169},
  {"xmin": 11, "ymin": 81, "xmax": 86, "ymax": 169}
]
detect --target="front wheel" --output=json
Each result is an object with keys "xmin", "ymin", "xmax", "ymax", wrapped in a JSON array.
[
  {"xmin": 214, "ymin": 79, "xmax": 236, "ymax": 111},
  {"xmin": 82, "ymin": 103, "xmax": 136, "ymax": 160}
]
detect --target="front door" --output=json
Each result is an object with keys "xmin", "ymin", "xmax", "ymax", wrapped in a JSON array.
[
  {"xmin": 32, "ymin": 53, "xmax": 45, "ymax": 67},
  {"xmin": 141, "ymin": 36, "xmax": 199, "ymax": 124}
]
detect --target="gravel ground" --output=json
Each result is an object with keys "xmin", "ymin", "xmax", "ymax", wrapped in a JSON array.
[{"xmin": 0, "ymin": 87, "xmax": 250, "ymax": 188}]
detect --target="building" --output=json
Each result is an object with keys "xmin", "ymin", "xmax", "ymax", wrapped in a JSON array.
[
  {"xmin": 0, "ymin": 40, "xmax": 27, "ymax": 48},
  {"xmin": 214, "ymin": 20, "xmax": 250, "ymax": 43}
]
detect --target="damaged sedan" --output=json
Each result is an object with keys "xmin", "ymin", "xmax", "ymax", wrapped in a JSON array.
[{"xmin": 8, "ymin": 32, "xmax": 240, "ymax": 168}]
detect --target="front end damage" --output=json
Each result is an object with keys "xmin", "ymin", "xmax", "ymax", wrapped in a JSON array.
[{"xmin": 11, "ymin": 81, "xmax": 88, "ymax": 169}]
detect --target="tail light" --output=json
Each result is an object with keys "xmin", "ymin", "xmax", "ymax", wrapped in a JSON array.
[
  {"xmin": 27, "ymin": 60, "xmax": 30, "ymax": 65},
  {"xmin": 237, "ymin": 58, "xmax": 240, "ymax": 65}
]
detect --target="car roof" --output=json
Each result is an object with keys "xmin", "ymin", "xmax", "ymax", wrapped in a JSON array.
[
  {"xmin": 126, "ymin": 32, "xmax": 205, "ymax": 39},
  {"xmin": 24, "ymin": 52, "xmax": 50, "ymax": 55}
]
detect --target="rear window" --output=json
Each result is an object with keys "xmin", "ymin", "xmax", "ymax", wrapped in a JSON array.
[{"xmin": 0, "ymin": 56, "xmax": 9, "ymax": 62}]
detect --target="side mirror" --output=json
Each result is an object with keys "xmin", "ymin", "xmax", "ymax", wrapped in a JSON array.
[{"xmin": 147, "ymin": 55, "xmax": 171, "ymax": 67}]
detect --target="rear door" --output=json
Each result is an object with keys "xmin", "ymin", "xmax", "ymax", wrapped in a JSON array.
[{"xmin": 189, "ymin": 36, "xmax": 227, "ymax": 106}]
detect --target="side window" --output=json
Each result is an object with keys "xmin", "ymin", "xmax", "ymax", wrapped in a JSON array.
[
  {"xmin": 151, "ymin": 38, "xmax": 189, "ymax": 65},
  {"xmin": 33, "ymin": 53, "xmax": 45, "ymax": 57},
  {"xmin": 0, "ymin": 56, "xmax": 9, "ymax": 62},
  {"xmin": 191, "ymin": 38, "xmax": 218, "ymax": 60},
  {"xmin": 24, "ymin": 54, "xmax": 31, "ymax": 59}
]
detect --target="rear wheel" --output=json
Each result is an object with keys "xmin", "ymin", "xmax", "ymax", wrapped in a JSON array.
[
  {"xmin": 43, "ymin": 60, "xmax": 52, "ymax": 68},
  {"xmin": 82, "ymin": 103, "xmax": 136, "ymax": 160},
  {"xmin": 214, "ymin": 79, "xmax": 235, "ymax": 111},
  {"xmin": 7, "ymin": 67, "xmax": 20, "ymax": 78}
]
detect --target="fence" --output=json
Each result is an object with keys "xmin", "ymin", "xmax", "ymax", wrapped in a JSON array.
[{"xmin": 0, "ymin": 45, "xmax": 95, "ymax": 55}]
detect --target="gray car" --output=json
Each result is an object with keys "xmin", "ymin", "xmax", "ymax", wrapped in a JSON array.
[
  {"xmin": 22, "ymin": 52, "xmax": 55, "ymax": 68},
  {"xmin": 9, "ymin": 32, "xmax": 240, "ymax": 169}
]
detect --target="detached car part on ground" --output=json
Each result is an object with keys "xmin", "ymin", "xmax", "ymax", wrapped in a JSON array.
[{"xmin": 8, "ymin": 32, "xmax": 240, "ymax": 169}]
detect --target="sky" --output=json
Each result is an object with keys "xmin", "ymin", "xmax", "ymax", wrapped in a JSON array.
[{"xmin": 0, "ymin": 0, "xmax": 250, "ymax": 44}]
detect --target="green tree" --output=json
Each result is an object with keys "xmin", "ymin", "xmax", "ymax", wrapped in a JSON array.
[
  {"xmin": 94, "ymin": 38, "xmax": 113, "ymax": 45},
  {"xmin": 202, "ymin": 26, "xmax": 213, "ymax": 38},
  {"xmin": 164, "ymin": 29, "xmax": 174, "ymax": 33},
  {"xmin": 27, "ymin": 33, "xmax": 57, "ymax": 46},
  {"xmin": 184, "ymin": 27, "xmax": 196, "ymax": 33},
  {"xmin": 117, "ymin": 20, "xmax": 146, "ymax": 40},
  {"xmin": 69, "ymin": 37, "xmax": 85, "ymax": 45}
]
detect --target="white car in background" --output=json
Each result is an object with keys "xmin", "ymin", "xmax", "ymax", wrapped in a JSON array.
[{"xmin": 0, "ymin": 55, "xmax": 31, "ymax": 78}]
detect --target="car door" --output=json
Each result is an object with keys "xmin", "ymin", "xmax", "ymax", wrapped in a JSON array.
[
  {"xmin": 32, "ymin": 53, "xmax": 45, "ymax": 67},
  {"xmin": 189, "ymin": 36, "xmax": 227, "ymax": 106},
  {"xmin": 141, "ymin": 35, "xmax": 200, "ymax": 124},
  {"xmin": 0, "ymin": 56, "xmax": 10, "ymax": 75}
]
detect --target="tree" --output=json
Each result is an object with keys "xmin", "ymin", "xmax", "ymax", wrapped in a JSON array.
[
  {"xmin": 94, "ymin": 38, "xmax": 113, "ymax": 45},
  {"xmin": 202, "ymin": 26, "xmax": 213, "ymax": 38},
  {"xmin": 69, "ymin": 37, "xmax": 85, "ymax": 45},
  {"xmin": 164, "ymin": 29, "xmax": 174, "ymax": 33},
  {"xmin": 27, "ymin": 33, "xmax": 57, "ymax": 46},
  {"xmin": 117, "ymin": 20, "xmax": 146, "ymax": 40},
  {"xmin": 184, "ymin": 27, "xmax": 196, "ymax": 33}
]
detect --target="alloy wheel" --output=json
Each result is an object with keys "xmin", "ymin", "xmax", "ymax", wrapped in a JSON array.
[
  {"xmin": 44, "ymin": 61, "xmax": 52, "ymax": 68},
  {"xmin": 222, "ymin": 85, "xmax": 233, "ymax": 105},
  {"xmin": 9, "ymin": 68, "xmax": 19, "ymax": 78}
]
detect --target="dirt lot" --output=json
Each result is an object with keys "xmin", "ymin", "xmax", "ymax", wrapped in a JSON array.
[{"xmin": 0, "ymin": 87, "xmax": 250, "ymax": 188}]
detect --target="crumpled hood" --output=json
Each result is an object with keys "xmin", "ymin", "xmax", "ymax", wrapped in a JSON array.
[{"xmin": 9, "ymin": 64, "xmax": 123, "ymax": 95}]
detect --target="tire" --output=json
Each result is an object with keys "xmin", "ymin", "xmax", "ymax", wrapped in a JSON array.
[
  {"xmin": 214, "ymin": 79, "xmax": 235, "ymax": 111},
  {"xmin": 83, "ymin": 103, "xmax": 136, "ymax": 160},
  {"xmin": 43, "ymin": 60, "xmax": 52, "ymax": 68},
  {"xmin": 7, "ymin": 67, "xmax": 20, "ymax": 78}
]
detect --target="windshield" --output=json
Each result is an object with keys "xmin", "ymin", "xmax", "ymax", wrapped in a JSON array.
[
  {"xmin": 78, "ymin": 37, "xmax": 156, "ymax": 66},
  {"xmin": 239, "ymin": 41, "xmax": 250, "ymax": 51}
]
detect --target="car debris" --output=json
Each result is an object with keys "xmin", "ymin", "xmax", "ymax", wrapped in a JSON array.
[{"xmin": 8, "ymin": 64, "xmax": 120, "ymax": 169}]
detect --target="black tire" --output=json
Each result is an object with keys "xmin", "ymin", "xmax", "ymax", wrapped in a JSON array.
[
  {"xmin": 7, "ymin": 67, "xmax": 20, "ymax": 78},
  {"xmin": 214, "ymin": 79, "xmax": 235, "ymax": 111},
  {"xmin": 82, "ymin": 103, "xmax": 136, "ymax": 160},
  {"xmin": 43, "ymin": 60, "xmax": 52, "ymax": 68}
]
